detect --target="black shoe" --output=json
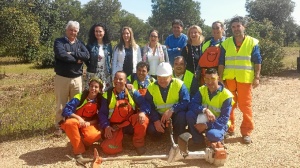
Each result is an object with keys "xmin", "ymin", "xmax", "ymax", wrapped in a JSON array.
[
  {"xmin": 188, "ymin": 140, "xmax": 206, "ymax": 151},
  {"xmin": 243, "ymin": 136, "xmax": 252, "ymax": 144},
  {"xmin": 224, "ymin": 131, "xmax": 235, "ymax": 139},
  {"xmin": 135, "ymin": 146, "xmax": 146, "ymax": 155}
]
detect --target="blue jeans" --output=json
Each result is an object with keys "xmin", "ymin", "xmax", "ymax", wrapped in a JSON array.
[
  {"xmin": 186, "ymin": 110, "xmax": 226, "ymax": 143},
  {"xmin": 147, "ymin": 111, "xmax": 186, "ymax": 141}
]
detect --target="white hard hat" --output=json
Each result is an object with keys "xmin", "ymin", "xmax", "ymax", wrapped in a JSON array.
[{"xmin": 156, "ymin": 62, "xmax": 173, "ymax": 76}]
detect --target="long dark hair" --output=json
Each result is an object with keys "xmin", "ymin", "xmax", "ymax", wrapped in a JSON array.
[{"xmin": 87, "ymin": 22, "xmax": 111, "ymax": 45}]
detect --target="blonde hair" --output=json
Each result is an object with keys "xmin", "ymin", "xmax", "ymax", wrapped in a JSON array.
[
  {"xmin": 116, "ymin": 26, "xmax": 137, "ymax": 51},
  {"xmin": 187, "ymin": 25, "xmax": 205, "ymax": 44}
]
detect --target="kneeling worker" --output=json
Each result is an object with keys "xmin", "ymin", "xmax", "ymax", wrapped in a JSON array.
[{"xmin": 186, "ymin": 68, "xmax": 233, "ymax": 151}]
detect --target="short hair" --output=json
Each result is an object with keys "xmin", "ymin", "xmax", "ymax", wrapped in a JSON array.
[
  {"xmin": 136, "ymin": 61, "xmax": 150, "ymax": 72},
  {"xmin": 187, "ymin": 25, "xmax": 205, "ymax": 44},
  {"xmin": 205, "ymin": 68, "xmax": 218, "ymax": 75},
  {"xmin": 65, "ymin": 21, "xmax": 79, "ymax": 31},
  {"xmin": 212, "ymin": 21, "xmax": 225, "ymax": 29},
  {"xmin": 87, "ymin": 22, "xmax": 111, "ymax": 45},
  {"xmin": 172, "ymin": 19, "xmax": 184, "ymax": 27},
  {"xmin": 115, "ymin": 71, "xmax": 127, "ymax": 78},
  {"xmin": 174, "ymin": 56, "xmax": 186, "ymax": 65},
  {"xmin": 230, "ymin": 16, "xmax": 247, "ymax": 27}
]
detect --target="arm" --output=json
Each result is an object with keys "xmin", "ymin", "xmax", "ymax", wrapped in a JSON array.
[
  {"xmin": 98, "ymin": 95, "xmax": 110, "ymax": 129},
  {"xmin": 188, "ymin": 91, "xmax": 205, "ymax": 115},
  {"xmin": 54, "ymin": 39, "xmax": 77, "ymax": 63},
  {"xmin": 218, "ymin": 46, "xmax": 226, "ymax": 82},
  {"xmin": 189, "ymin": 77, "xmax": 199, "ymax": 98},
  {"xmin": 133, "ymin": 90, "xmax": 151, "ymax": 115},
  {"xmin": 251, "ymin": 45, "xmax": 262, "ymax": 88},
  {"xmin": 136, "ymin": 45, "xmax": 142, "ymax": 63},
  {"xmin": 144, "ymin": 91, "xmax": 161, "ymax": 122},
  {"xmin": 206, "ymin": 98, "xmax": 232, "ymax": 130},
  {"xmin": 162, "ymin": 45, "xmax": 169, "ymax": 62},
  {"xmin": 111, "ymin": 47, "xmax": 118, "ymax": 77},
  {"xmin": 73, "ymin": 41, "xmax": 90, "ymax": 62},
  {"xmin": 172, "ymin": 84, "xmax": 190, "ymax": 113}
]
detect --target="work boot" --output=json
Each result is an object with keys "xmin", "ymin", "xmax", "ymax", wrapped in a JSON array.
[
  {"xmin": 224, "ymin": 131, "xmax": 235, "ymax": 139},
  {"xmin": 75, "ymin": 154, "xmax": 93, "ymax": 165},
  {"xmin": 242, "ymin": 136, "xmax": 252, "ymax": 144},
  {"xmin": 135, "ymin": 146, "xmax": 146, "ymax": 155}
]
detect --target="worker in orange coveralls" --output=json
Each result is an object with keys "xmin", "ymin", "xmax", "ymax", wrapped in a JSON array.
[
  {"xmin": 99, "ymin": 71, "xmax": 151, "ymax": 155},
  {"xmin": 218, "ymin": 16, "xmax": 262, "ymax": 144},
  {"xmin": 61, "ymin": 77, "xmax": 103, "ymax": 164}
]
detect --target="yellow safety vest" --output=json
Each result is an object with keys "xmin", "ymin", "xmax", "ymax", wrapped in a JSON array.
[
  {"xmin": 173, "ymin": 70, "xmax": 193, "ymax": 93},
  {"xmin": 222, "ymin": 36, "xmax": 258, "ymax": 83},
  {"xmin": 102, "ymin": 89, "xmax": 135, "ymax": 118},
  {"xmin": 74, "ymin": 93, "xmax": 87, "ymax": 110},
  {"xmin": 147, "ymin": 78, "xmax": 183, "ymax": 114},
  {"xmin": 127, "ymin": 75, "xmax": 155, "ymax": 90}
]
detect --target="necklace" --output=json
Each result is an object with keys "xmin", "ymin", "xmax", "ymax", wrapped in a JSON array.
[{"xmin": 190, "ymin": 45, "xmax": 201, "ymax": 72}]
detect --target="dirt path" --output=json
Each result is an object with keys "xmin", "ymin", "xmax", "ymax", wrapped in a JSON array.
[{"xmin": 1, "ymin": 74, "xmax": 300, "ymax": 168}]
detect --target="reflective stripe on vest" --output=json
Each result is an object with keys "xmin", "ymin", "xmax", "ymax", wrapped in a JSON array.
[
  {"xmin": 199, "ymin": 85, "xmax": 234, "ymax": 118},
  {"xmin": 222, "ymin": 36, "xmax": 258, "ymax": 83},
  {"xmin": 103, "ymin": 89, "xmax": 135, "ymax": 119},
  {"xmin": 147, "ymin": 78, "xmax": 183, "ymax": 114}
]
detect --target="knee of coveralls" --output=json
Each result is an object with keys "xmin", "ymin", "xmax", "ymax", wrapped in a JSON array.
[
  {"xmin": 129, "ymin": 113, "xmax": 149, "ymax": 148},
  {"xmin": 206, "ymin": 128, "xmax": 226, "ymax": 142},
  {"xmin": 236, "ymin": 82, "xmax": 254, "ymax": 136},
  {"xmin": 186, "ymin": 110, "xmax": 205, "ymax": 144},
  {"xmin": 224, "ymin": 79, "xmax": 238, "ymax": 133},
  {"xmin": 146, "ymin": 121, "xmax": 163, "ymax": 139},
  {"xmin": 60, "ymin": 118, "xmax": 85, "ymax": 155},
  {"xmin": 80, "ymin": 124, "xmax": 101, "ymax": 146},
  {"xmin": 172, "ymin": 111, "xmax": 187, "ymax": 139}
]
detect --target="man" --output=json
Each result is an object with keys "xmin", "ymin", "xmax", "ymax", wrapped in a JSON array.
[
  {"xmin": 173, "ymin": 56, "xmax": 199, "ymax": 98},
  {"xmin": 186, "ymin": 68, "xmax": 233, "ymax": 151},
  {"xmin": 99, "ymin": 71, "xmax": 150, "ymax": 155},
  {"xmin": 165, "ymin": 19, "xmax": 188, "ymax": 66},
  {"xmin": 218, "ymin": 16, "xmax": 262, "ymax": 144},
  {"xmin": 145, "ymin": 62, "xmax": 189, "ymax": 141},
  {"xmin": 127, "ymin": 61, "xmax": 154, "ymax": 96},
  {"xmin": 53, "ymin": 20, "xmax": 90, "ymax": 135}
]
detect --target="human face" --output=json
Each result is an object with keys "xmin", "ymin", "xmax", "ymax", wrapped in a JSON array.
[
  {"xmin": 137, "ymin": 66, "xmax": 148, "ymax": 82},
  {"xmin": 212, "ymin": 22, "xmax": 224, "ymax": 38},
  {"xmin": 149, "ymin": 31, "xmax": 159, "ymax": 44},
  {"xmin": 114, "ymin": 72, "xmax": 127, "ymax": 91},
  {"xmin": 122, "ymin": 29, "xmax": 131, "ymax": 44},
  {"xmin": 157, "ymin": 76, "xmax": 172, "ymax": 88},
  {"xmin": 173, "ymin": 58, "xmax": 186, "ymax": 76},
  {"xmin": 204, "ymin": 73, "xmax": 219, "ymax": 92},
  {"xmin": 189, "ymin": 28, "xmax": 200, "ymax": 42},
  {"xmin": 88, "ymin": 81, "xmax": 100, "ymax": 97},
  {"xmin": 231, "ymin": 22, "xmax": 245, "ymax": 38},
  {"xmin": 94, "ymin": 26, "xmax": 105, "ymax": 42},
  {"xmin": 66, "ymin": 26, "xmax": 78, "ymax": 41},
  {"xmin": 172, "ymin": 24, "xmax": 183, "ymax": 37}
]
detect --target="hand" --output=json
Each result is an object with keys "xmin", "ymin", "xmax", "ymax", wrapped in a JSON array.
[
  {"xmin": 161, "ymin": 109, "xmax": 173, "ymax": 124},
  {"xmin": 204, "ymin": 109, "xmax": 216, "ymax": 122},
  {"xmin": 126, "ymin": 84, "xmax": 134, "ymax": 90},
  {"xmin": 138, "ymin": 112, "xmax": 146, "ymax": 124},
  {"xmin": 252, "ymin": 78, "xmax": 260, "ymax": 89},
  {"xmin": 154, "ymin": 120, "xmax": 165, "ymax": 133},
  {"xmin": 67, "ymin": 52, "xmax": 72, "ymax": 55},
  {"xmin": 194, "ymin": 123, "xmax": 207, "ymax": 133},
  {"xmin": 83, "ymin": 121, "xmax": 90, "ymax": 127},
  {"xmin": 77, "ymin": 60, "xmax": 83, "ymax": 64},
  {"xmin": 78, "ymin": 117, "xmax": 85, "ymax": 127},
  {"xmin": 104, "ymin": 126, "xmax": 115, "ymax": 139}
]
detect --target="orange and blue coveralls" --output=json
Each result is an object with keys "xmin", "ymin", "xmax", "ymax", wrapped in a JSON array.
[
  {"xmin": 61, "ymin": 93, "xmax": 101, "ymax": 155},
  {"xmin": 98, "ymin": 88, "xmax": 151, "ymax": 154}
]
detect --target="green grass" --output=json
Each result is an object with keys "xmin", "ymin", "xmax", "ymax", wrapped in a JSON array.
[{"xmin": 282, "ymin": 47, "xmax": 300, "ymax": 69}]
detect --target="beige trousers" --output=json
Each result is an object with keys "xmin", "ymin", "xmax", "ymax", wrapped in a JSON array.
[{"xmin": 54, "ymin": 75, "xmax": 82, "ymax": 127}]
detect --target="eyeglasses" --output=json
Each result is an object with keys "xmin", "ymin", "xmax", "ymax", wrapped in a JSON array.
[
  {"xmin": 150, "ymin": 35, "xmax": 158, "ymax": 38},
  {"xmin": 204, "ymin": 77, "xmax": 218, "ymax": 82}
]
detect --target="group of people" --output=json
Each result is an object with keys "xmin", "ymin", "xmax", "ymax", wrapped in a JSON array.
[{"xmin": 53, "ymin": 16, "xmax": 262, "ymax": 163}]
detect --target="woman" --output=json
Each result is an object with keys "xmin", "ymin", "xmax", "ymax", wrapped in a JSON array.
[
  {"xmin": 86, "ymin": 22, "xmax": 113, "ymax": 91},
  {"xmin": 61, "ymin": 77, "xmax": 103, "ymax": 164},
  {"xmin": 112, "ymin": 26, "xmax": 142, "ymax": 77},
  {"xmin": 181, "ymin": 25, "xmax": 205, "ymax": 75},
  {"xmin": 198, "ymin": 21, "xmax": 226, "ymax": 85},
  {"xmin": 142, "ymin": 29, "xmax": 169, "ymax": 78}
]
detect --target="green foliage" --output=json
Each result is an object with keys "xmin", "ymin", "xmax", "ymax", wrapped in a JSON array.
[
  {"xmin": 0, "ymin": 7, "xmax": 40, "ymax": 62},
  {"xmin": 35, "ymin": 46, "xmax": 55, "ymax": 68},
  {"xmin": 149, "ymin": 0, "xmax": 204, "ymax": 41}
]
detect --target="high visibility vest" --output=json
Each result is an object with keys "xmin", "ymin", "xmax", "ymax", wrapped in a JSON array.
[
  {"xmin": 147, "ymin": 78, "xmax": 183, "ymax": 114},
  {"xmin": 222, "ymin": 36, "xmax": 258, "ymax": 83},
  {"xmin": 173, "ymin": 70, "xmax": 193, "ymax": 93},
  {"xmin": 74, "ymin": 93, "xmax": 98, "ymax": 118},
  {"xmin": 102, "ymin": 89, "xmax": 135, "ymax": 118},
  {"xmin": 199, "ymin": 86, "xmax": 234, "ymax": 118}
]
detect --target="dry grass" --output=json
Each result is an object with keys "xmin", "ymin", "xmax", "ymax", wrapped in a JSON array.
[{"xmin": 282, "ymin": 47, "xmax": 300, "ymax": 69}]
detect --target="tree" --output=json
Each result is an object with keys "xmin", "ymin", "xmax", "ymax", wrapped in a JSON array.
[
  {"xmin": 245, "ymin": 0, "xmax": 295, "ymax": 28},
  {"xmin": 148, "ymin": 0, "xmax": 204, "ymax": 41},
  {"xmin": 0, "ymin": 7, "xmax": 40, "ymax": 62},
  {"xmin": 283, "ymin": 17, "xmax": 298, "ymax": 46}
]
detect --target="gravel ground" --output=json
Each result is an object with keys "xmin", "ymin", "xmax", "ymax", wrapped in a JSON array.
[{"xmin": 1, "ymin": 74, "xmax": 300, "ymax": 168}]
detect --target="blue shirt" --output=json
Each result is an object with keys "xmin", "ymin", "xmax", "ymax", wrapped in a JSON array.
[
  {"xmin": 165, "ymin": 33, "xmax": 188, "ymax": 65},
  {"xmin": 144, "ymin": 80, "xmax": 190, "ymax": 122},
  {"xmin": 127, "ymin": 73, "xmax": 153, "ymax": 89},
  {"xmin": 188, "ymin": 83, "xmax": 232, "ymax": 130}
]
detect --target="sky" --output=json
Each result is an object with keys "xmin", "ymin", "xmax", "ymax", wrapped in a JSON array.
[{"xmin": 79, "ymin": 0, "xmax": 300, "ymax": 26}]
